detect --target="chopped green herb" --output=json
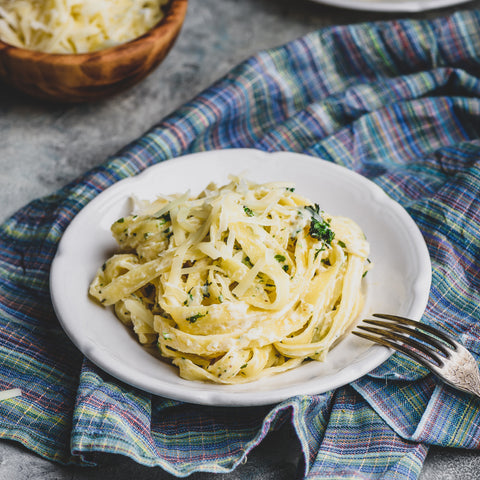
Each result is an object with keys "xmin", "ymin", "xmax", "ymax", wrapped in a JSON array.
[
  {"xmin": 186, "ymin": 312, "xmax": 207, "ymax": 323},
  {"xmin": 305, "ymin": 204, "xmax": 335, "ymax": 245},
  {"xmin": 274, "ymin": 254, "xmax": 286, "ymax": 263},
  {"xmin": 286, "ymin": 187, "xmax": 295, "ymax": 192},
  {"xmin": 156, "ymin": 212, "xmax": 171, "ymax": 223},
  {"xmin": 314, "ymin": 247, "xmax": 325, "ymax": 261},
  {"xmin": 116, "ymin": 217, "xmax": 125, "ymax": 223},
  {"xmin": 282, "ymin": 265, "xmax": 289, "ymax": 272},
  {"xmin": 243, "ymin": 256, "xmax": 253, "ymax": 268},
  {"xmin": 306, "ymin": 204, "xmax": 320, "ymax": 215},
  {"xmin": 183, "ymin": 292, "xmax": 194, "ymax": 305},
  {"xmin": 338, "ymin": 240, "xmax": 346, "ymax": 248},
  {"xmin": 243, "ymin": 206, "xmax": 254, "ymax": 217},
  {"xmin": 321, "ymin": 258, "xmax": 331, "ymax": 266},
  {"xmin": 240, "ymin": 364, "xmax": 248, "ymax": 369}
]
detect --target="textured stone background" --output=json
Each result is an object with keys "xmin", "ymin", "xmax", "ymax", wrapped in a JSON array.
[{"xmin": 1, "ymin": 0, "xmax": 480, "ymax": 478}]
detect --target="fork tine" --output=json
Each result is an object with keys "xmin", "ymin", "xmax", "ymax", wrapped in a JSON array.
[
  {"xmin": 356, "ymin": 324, "xmax": 445, "ymax": 367},
  {"xmin": 372, "ymin": 313, "xmax": 458, "ymax": 350},
  {"xmin": 352, "ymin": 329, "xmax": 443, "ymax": 372},
  {"xmin": 362, "ymin": 319, "xmax": 450, "ymax": 358}
]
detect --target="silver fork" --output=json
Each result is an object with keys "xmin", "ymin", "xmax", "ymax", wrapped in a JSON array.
[{"xmin": 353, "ymin": 313, "xmax": 480, "ymax": 399}]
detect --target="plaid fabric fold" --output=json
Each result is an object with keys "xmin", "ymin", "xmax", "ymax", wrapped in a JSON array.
[{"xmin": 1, "ymin": 9, "xmax": 480, "ymax": 479}]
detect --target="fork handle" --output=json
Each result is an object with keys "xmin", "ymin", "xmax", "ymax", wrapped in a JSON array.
[{"xmin": 435, "ymin": 344, "xmax": 480, "ymax": 399}]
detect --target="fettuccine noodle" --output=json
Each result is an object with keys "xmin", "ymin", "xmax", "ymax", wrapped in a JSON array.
[{"xmin": 89, "ymin": 177, "xmax": 371, "ymax": 384}]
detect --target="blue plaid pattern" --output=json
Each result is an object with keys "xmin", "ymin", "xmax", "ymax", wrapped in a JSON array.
[{"xmin": 1, "ymin": 10, "xmax": 480, "ymax": 479}]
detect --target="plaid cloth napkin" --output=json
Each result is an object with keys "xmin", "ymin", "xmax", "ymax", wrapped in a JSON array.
[{"xmin": 1, "ymin": 9, "xmax": 480, "ymax": 479}]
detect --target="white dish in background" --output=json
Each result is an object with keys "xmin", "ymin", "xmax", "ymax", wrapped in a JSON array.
[
  {"xmin": 312, "ymin": 0, "xmax": 470, "ymax": 12},
  {"xmin": 50, "ymin": 149, "xmax": 431, "ymax": 406}
]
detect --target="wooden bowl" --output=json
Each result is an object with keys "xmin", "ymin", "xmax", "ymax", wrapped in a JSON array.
[{"xmin": 0, "ymin": 0, "xmax": 188, "ymax": 102}]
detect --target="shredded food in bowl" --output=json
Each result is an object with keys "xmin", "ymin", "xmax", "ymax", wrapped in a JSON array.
[{"xmin": 0, "ymin": 0, "xmax": 170, "ymax": 54}]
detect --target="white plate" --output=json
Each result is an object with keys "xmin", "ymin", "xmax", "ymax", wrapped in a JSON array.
[
  {"xmin": 50, "ymin": 149, "xmax": 431, "ymax": 406},
  {"xmin": 312, "ymin": 0, "xmax": 470, "ymax": 12}
]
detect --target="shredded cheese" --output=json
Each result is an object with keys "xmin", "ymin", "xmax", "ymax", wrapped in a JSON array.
[{"xmin": 0, "ymin": 0, "xmax": 170, "ymax": 53}]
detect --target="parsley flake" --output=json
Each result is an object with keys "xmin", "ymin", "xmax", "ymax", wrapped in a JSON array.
[
  {"xmin": 243, "ymin": 206, "xmax": 254, "ymax": 217},
  {"xmin": 186, "ymin": 312, "xmax": 207, "ymax": 323},
  {"xmin": 305, "ymin": 204, "xmax": 335, "ymax": 245},
  {"xmin": 243, "ymin": 256, "xmax": 253, "ymax": 268}
]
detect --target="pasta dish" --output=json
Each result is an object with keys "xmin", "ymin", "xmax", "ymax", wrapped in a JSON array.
[{"xmin": 89, "ymin": 177, "xmax": 371, "ymax": 384}]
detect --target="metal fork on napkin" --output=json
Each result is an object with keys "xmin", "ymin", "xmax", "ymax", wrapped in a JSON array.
[{"xmin": 353, "ymin": 313, "xmax": 480, "ymax": 399}]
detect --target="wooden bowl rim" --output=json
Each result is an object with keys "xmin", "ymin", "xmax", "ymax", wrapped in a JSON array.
[{"xmin": 0, "ymin": 0, "xmax": 188, "ymax": 64}]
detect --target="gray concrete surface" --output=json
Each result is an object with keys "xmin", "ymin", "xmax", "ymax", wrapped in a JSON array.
[{"xmin": 1, "ymin": 0, "xmax": 480, "ymax": 478}]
